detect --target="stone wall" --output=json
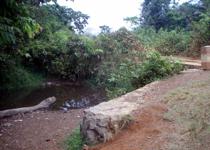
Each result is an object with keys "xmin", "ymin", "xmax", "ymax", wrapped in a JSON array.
[{"xmin": 80, "ymin": 82, "xmax": 158, "ymax": 145}]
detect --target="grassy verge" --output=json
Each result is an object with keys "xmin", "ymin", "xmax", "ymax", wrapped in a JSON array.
[
  {"xmin": 65, "ymin": 128, "xmax": 84, "ymax": 150},
  {"xmin": 163, "ymin": 78, "xmax": 210, "ymax": 150}
]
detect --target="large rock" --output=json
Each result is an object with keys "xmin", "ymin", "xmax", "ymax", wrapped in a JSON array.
[
  {"xmin": 80, "ymin": 99, "xmax": 138, "ymax": 145},
  {"xmin": 80, "ymin": 81, "xmax": 158, "ymax": 145}
]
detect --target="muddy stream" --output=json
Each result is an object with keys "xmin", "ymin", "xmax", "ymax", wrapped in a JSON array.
[{"xmin": 0, "ymin": 81, "xmax": 107, "ymax": 111}]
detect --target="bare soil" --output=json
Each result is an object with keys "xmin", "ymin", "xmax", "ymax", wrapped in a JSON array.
[
  {"xmin": 0, "ymin": 109, "xmax": 84, "ymax": 150},
  {"xmin": 0, "ymin": 69, "xmax": 209, "ymax": 150}
]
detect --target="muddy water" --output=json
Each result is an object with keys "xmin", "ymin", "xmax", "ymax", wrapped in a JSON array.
[{"xmin": 0, "ymin": 82, "xmax": 107, "ymax": 111}]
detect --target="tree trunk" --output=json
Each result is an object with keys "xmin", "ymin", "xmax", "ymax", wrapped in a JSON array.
[{"xmin": 0, "ymin": 97, "xmax": 56, "ymax": 118}]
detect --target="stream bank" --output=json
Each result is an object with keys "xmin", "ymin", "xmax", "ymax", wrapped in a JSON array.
[{"xmin": 1, "ymin": 69, "xmax": 209, "ymax": 150}]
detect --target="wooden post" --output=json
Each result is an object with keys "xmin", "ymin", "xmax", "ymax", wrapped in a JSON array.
[{"xmin": 201, "ymin": 46, "xmax": 210, "ymax": 70}]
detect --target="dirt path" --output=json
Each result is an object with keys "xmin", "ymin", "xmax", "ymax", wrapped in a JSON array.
[
  {"xmin": 0, "ymin": 69, "xmax": 209, "ymax": 150},
  {"xmin": 0, "ymin": 109, "xmax": 84, "ymax": 150},
  {"xmin": 173, "ymin": 56, "xmax": 201, "ymax": 69},
  {"xmin": 91, "ymin": 69, "xmax": 210, "ymax": 150}
]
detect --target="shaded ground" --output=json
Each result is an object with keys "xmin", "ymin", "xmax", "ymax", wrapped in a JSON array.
[
  {"xmin": 0, "ymin": 69, "xmax": 209, "ymax": 150},
  {"xmin": 91, "ymin": 69, "xmax": 210, "ymax": 150}
]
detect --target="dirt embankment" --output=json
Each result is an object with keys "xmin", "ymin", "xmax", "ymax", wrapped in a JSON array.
[{"xmin": 91, "ymin": 69, "xmax": 210, "ymax": 150}]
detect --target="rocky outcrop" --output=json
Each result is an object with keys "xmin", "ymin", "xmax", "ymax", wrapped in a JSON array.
[{"xmin": 80, "ymin": 82, "xmax": 158, "ymax": 145}]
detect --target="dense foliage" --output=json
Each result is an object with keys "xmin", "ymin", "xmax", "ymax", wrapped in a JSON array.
[
  {"xmin": 126, "ymin": 0, "xmax": 210, "ymax": 56},
  {"xmin": 140, "ymin": 0, "xmax": 207, "ymax": 30},
  {"xmin": 0, "ymin": 0, "xmax": 90, "ymax": 89},
  {"xmin": 141, "ymin": 0, "xmax": 171, "ymax": 30},
  {"xmin": 95, "ymin": 50, "xmax": 183, "ymax": 98},
  {"xmin": 0, "ymin": 0, "xmax": 208, "ymax": 97},
  {"xmin": 1, "ymin": 1, "xmax": 209, "ymax": 149},
  {"xmin": 134, "ymin": 27, "xmax": 191, "ymax": 55}
]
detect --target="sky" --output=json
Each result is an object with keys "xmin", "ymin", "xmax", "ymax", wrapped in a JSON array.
[{"xmin": 57, "ymin": 0, "xmax": 189, "ymax": 34}]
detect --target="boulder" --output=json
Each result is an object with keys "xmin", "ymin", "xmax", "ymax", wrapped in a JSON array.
[
  {"xmin": 80, "ymin": 99, "xmax": 138, "ymax": 145},
  {"xmin": 80, "ymin": 81, "xmax": 158, "ymax": 145}
]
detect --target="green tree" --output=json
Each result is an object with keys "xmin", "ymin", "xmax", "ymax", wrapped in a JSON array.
[
  {"xmin": 200, "ymin": 0, "xmax": 210, "ymax": 11},
  {"xmin": 141, "ymin": 0, "xmax": 171, "ymax": 30},
  {"xmin": 0, "ymin": 0, "xmax": 90, "ymax": 89},
  {"xmin": 124, "ymin": 16, "xmax": 140, "ymax": 29},
  {"xmin": 99, "ymin": 25, "xmax": 111, "ymax": 34},
  {"xmin": 46, "ymin": 3, "xmax": 89, "ymax": 33},
  {"xmin": 0, "ymin": 0, "xmax": 41, "ymax": 47},
  {"xmin": 166, "ymin": 2, "xmax": 205, "ymax": 30}
]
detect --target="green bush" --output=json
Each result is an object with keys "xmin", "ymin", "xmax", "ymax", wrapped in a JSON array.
[
  {"xmin": 0, "ymin": 53, "xmax": 43, "ymax": 90},
  {"xmin": 95, "ymin": 50, "xmax": 183, "ymax": 99},
  {"xmin": 189, "ymin": 14, "xmax": 210, "ymax": 56},
  {"xmin": 0, "ymin": 65, "xmax": 43, "ymax": 90},
  {"xmin": 96, "ymin": 28, "xmax": 143, "ymax": 55},
  {"xmin": 65, "ymin": 128, "xmax": 84, "ymax": 150},
  {"xmin": 134, "ymin": 27, "xmax": 158, "ymax": 49},
  {"xmin": 111, "ymin": 27, "xmax": 143, "ymax": 52},
  {"xmin": 134, "ymin": 27, "xmax": 190, "ymax": 56},
  {"xmin": 105, "ymin": 59, "xmax": 141, "ymax": 98},
  {"xmin": 154, "ymin": 29, "xmax": 190, "ymax": 55},
  {"xmin": 134, "ymin": 51, "xmax": 183, "ymax": 87},
  {"xmin": 23, "ymin": 33, "xmax": 102, "ymax": 80}
]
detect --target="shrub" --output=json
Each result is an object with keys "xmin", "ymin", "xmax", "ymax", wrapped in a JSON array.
[
  {"xmin": 112, "ymin": 27, "xmax": 144, "ymax": 52},
  {"xmin": 105, "ymin": 59, "xmax": 141, "ymax": 98},
  {"xmin": 154, "ymin": 29, "xmax": 190, "ymax": 55},
  {"xmin": 96, "ymin": 28, "xmax": 143, "ymax": 55},
  {"xmin": 134, "ymin": 51, "xmax": 183, "ymax": 87},
  {"xmin": 24, "ymin": 33, "xmax": 102, "ymax": 80},
  {"xmin": 189, "ymin": 14, "xmax": 210, "ymax": 56},
  {"xmin": 134, "ymin": 27, "xmax": 158, "ymax": 49},
  {"xmin": 0, "ymin": 54, "xmax": 43, "ymax": 90},
  {"xmin": 65, "ymin": 128, "xmax": 84, "ymax": 150},
  {"xmin": 134, "ymin": 27, "xmax": 190, "ymax": 56},
  {"xmin": 96, "ymin": 50, "xmax": 183, "ymax": 99}
]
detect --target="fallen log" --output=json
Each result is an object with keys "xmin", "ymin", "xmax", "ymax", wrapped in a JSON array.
[{"xmin": 0, "ymin": 96, "xmax": 56, "ymax": 118}]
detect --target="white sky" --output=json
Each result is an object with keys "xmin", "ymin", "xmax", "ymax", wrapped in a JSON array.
[{"xmin": 57, "ymin": 0, "xmax": 189, "ymax": 34}]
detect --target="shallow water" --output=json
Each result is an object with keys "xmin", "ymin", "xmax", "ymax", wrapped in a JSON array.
[{"xmin": 0, "ymin": 82, "xmax": 107, "ymax": 111}]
